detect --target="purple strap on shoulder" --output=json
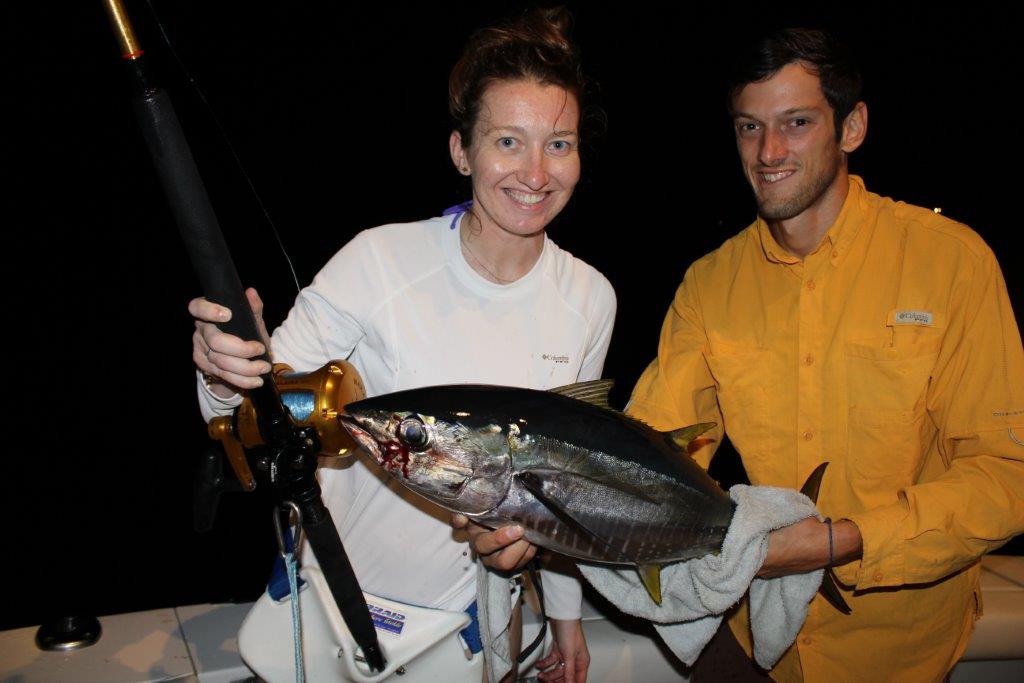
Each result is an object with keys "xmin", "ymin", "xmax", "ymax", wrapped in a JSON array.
[{"xmin": 442, "ymin": 200, "xmax": 473, "ymax": 229}]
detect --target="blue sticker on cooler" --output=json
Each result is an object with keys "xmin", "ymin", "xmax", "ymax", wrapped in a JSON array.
[{"xmin": 366, "ymin": 603, "xmax": 406, "ymax": 635}]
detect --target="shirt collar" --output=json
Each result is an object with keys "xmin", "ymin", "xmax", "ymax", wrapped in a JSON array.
[{"xmin": 756, "ymin": 175, "xmax": 868, "ymax": 266}]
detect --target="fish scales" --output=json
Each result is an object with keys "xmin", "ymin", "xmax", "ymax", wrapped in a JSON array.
[{"xmin": 506, "ymin": 446, "xmax": 723, "ymax": 564}]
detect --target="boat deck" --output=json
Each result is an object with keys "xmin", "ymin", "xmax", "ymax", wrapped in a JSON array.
[{"xmin": 1, "ymin": 556, "xmax": 1021, "ymax": 682}]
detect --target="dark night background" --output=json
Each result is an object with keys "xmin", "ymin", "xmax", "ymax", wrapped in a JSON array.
[{"xmin": 4, "ymin": 2, "xmax": 1021, "ymax": 630}]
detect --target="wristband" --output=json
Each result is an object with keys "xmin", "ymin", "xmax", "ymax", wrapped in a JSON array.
[{"xmin": 824, "ymin": 517, "xmax": 834, "ymax": 567}]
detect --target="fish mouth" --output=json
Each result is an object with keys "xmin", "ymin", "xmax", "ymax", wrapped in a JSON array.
[{"xmin": 339, "ymin": 413, "xmax": 383, "ymax": 460}]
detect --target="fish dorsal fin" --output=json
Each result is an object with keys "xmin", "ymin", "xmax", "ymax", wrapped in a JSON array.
[
  {"xmin": 516, "ymin": 471, "xmax": 631, "ymax": 563},
  {"xmin": 549, "ymin": 379, "xmax": 615, "ymax": 410},
  {"xmin": 663, "ymin": 422, "xmax": 717, "ymax": 453},
  {"xmin": 637, "ymin": 564, "xmax": 663, "ymax": 605}
]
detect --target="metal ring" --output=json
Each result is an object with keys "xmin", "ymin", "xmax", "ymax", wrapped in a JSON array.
[{"xmin": 273, "ymin": 501, "xmax": 305, "ymax": 559}]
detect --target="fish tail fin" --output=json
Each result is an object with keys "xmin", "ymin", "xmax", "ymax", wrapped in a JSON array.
[
  {"xmin": 799, "ymin": 462, "xmax": 828, "ymax": 502},
  {"xmin": 799, "ymin": 462, "xmax": 853, "ymax": 616},
  {"xmin": 820, "ymin": 570, "xmax": 852, "ymax": 615},
  {"xmin": 637, "ymin": 564, "xmax": 662, "ymax": 605}
]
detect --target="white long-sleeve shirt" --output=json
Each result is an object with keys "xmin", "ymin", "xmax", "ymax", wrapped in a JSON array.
[{"xmin": 199, "ymin": 214, "xmax": 616, "ymax": 618}]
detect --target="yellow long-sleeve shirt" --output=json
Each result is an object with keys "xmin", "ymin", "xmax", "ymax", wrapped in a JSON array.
[{"xmin": 628, "ymin": 177, "xmax": 1024, "ymax": 681}]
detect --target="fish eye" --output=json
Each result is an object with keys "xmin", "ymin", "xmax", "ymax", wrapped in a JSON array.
[{"xmin": 397, "ymin": 416, "xmax": 433, "ymax": 451}]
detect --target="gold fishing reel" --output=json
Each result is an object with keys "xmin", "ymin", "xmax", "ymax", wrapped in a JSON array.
[{"xmin": 207, "ymin": 360, "xmax": 366, "ymax": 490}]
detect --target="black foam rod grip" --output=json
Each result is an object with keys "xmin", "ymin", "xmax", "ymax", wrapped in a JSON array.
[{"xmin": 132, "ymin": 87, "xmax": 268, "ymax": 362}]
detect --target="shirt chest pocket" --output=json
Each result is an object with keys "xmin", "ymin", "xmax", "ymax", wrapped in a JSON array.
[
  {"xmin": 844, "ymin": 335, "xmax": 940, "ymax": 489},
  {"xmin": 706, "ymin": 341, "xmax": 773, "ymax": 472}
]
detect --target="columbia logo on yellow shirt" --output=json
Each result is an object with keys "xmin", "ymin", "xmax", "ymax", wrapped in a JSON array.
[{"xmin": 892, "ymin": 309, "xmax": 934, "ymax": 326}]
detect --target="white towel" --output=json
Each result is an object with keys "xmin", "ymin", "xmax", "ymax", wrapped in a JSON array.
[
  {"xmin": 579, "ymin": 484, "xmax": 822, "ymax": 669},
  {"xmin": 478, "ymin": 561, "xmax": 519, "ymax": 683},
  {"xmin": 478, "ymin": 484, "xmax": 822, "ymax": 679}
]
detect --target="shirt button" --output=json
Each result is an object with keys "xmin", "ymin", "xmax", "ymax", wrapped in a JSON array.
[
  {"xmin": 803, "ymin": 354, "xmax": 815, "ymax": 366},
  {"xmin": 874, "ymin": 572, "xmax": 884, "ymax": 582},
  {"xmin": 831, "ymin": 250, "xmax": 839, "ymax": 259},
  {"xmin": 803, "ymin": 430, "xmax": 814, "ymax": 441},
  {"xmin": 801, "ymin": 636, "xmax": 813, "ymax": 645},
  {"xmin": 806, "ymin": 279, "xmax": 816, "ymax": 291}
]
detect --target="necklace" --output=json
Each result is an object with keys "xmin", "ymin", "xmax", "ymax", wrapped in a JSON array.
[
  {"xmin": 459, "ymin": 212, "xmax": 521, "ymax": 284},
  {"xmin": 460, "ymin": 236, "xmax": 517, "ymax": 284}
]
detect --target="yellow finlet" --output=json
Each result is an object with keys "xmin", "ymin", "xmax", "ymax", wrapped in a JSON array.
[{"xmin": 638, "ymin": 564, "xmax": 663, "ymax": 605}]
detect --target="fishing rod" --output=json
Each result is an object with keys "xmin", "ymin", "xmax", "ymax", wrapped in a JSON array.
[{"xmin": 101, "ymin": 0, "xmax": 386, "ymax": 672}]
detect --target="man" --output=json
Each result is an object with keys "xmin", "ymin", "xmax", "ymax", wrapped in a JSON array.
[{"xmin": 626, "ymin": 28, "xmax": 1024, "ymax": 681}]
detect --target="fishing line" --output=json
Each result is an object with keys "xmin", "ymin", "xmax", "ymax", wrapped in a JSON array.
[
  {"xmin": 144, "ymin": 1, "xmax": 336, "ymax": 364},
  {"xmin": 143, "ymin": 0, "xmax": 301, "ymax": 295}
]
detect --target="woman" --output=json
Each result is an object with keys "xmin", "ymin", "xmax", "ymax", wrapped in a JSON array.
[{"xmin": 191, "ymin": 8, "xmax": 613, "ymax": 682}]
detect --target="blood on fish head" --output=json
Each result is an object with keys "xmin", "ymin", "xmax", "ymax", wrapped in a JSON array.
[{"xmin": 340, "ymin": 405, "xmax": 512, "ymax": 514}]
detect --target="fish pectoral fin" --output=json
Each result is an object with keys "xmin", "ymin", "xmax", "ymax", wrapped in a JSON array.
[
  {"xmin": 548, "ymin": 379, "xmax": 615, "ymax": 409},
  {"xmin": 516, "ymin": 471, "xmax": 631, "ymax": 562},
  {"xmin": 799, "ymin": 462, "xmax": 829, "ymax": 503},
  {"xmin": 637, "ymin": 564, "xmax": 662, "ymax": 605},
  {"xmin": 528, "ymin": 463, "xmax": 663, "ymax": 506},
  {"xmin": 663, "ymin": 422, "xmax": 717, "ymax": 453},
  {"xmin": 575, "ymin": 472, "xmax": 662, "ymax": 506}
]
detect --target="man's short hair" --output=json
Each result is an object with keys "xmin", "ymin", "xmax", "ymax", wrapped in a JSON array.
[{"xmin": 727, "ymin": 28, "xmax": 863, "ymax": 140}]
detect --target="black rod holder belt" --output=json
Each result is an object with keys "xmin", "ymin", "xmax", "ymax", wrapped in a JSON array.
[{"xmin": 102, "ymin": 0, "xmax": 385, "ymax": 671}]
